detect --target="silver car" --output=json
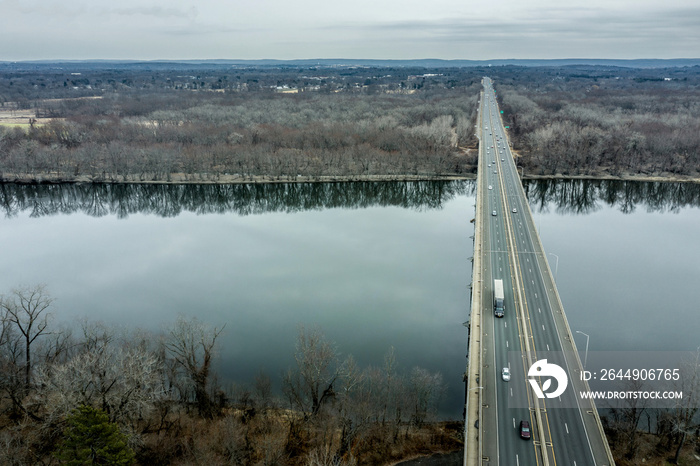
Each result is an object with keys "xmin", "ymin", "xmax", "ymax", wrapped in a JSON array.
[{"xmin": 502, "ymin": 367, "xmax": 511, "ymax": 381}]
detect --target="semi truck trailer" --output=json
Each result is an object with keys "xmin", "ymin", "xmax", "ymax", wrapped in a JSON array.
[{"xmin": 494, "ymin": 279, "xmax": 504, "ymax": 317}]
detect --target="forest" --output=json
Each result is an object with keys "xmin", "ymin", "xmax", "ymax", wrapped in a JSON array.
[
  {"xmin": 490, "ymin": 65, "xmax": 700, "ymax": 178},
  {"xmin": 1, "ymin": 63, "xmax": 699, "ymax": 183},
  {"xmin": 0, "ymin": 64, "xmax": 481, "ymax": 183}
]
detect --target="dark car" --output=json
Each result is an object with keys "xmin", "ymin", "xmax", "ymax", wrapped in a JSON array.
[{"xmin": 520, "ymin": 420, "xmax": 531, "ymax": 440}]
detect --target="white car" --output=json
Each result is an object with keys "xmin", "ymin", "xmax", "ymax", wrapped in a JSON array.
[
  {"xmin": 492, "ymin": 211, "xmax": 497, "ymax": 216},
  {"xmin": 502, "ymin": 367, "xmax": 511, "ymax": 381},
  {"xmin": 488, "ymin": 185, "xmax": 493, "ymax": 190},
  {"xmin": 512, "ymin": 208, "xmax": 517, "ymax": 213}
]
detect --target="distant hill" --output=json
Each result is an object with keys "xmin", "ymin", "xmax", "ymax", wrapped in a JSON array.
[
  {"xmin": 198, "ymin": 58, "xmax": 700, "ymax": 69},
  {"xmin": 2, "ymin": 58, "xmax": 700, "ymax": 70}
]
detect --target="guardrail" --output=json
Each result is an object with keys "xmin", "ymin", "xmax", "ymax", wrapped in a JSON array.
[{"xmin": 464, "ymin": 87, "xmax": 485, "ymax": 466}]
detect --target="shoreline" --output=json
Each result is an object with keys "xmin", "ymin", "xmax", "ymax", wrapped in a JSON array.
[{"xmin": 1, "ymin": 171, "xmax": 700, "ymax": 185}]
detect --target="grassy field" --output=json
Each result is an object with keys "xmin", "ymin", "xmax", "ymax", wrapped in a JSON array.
[{"xmin": 0, "ymin": 107, "xmax": 58, "ymax": 128}]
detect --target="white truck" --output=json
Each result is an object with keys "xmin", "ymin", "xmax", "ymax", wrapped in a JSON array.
[{"xmin": 494, "ymin": 279, "xmax": 505, "ymax": 317}]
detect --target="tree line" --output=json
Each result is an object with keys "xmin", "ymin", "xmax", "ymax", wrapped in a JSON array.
[{"xmin": 0, "ymin": 284, "xmax": 460, "ymax": 465}]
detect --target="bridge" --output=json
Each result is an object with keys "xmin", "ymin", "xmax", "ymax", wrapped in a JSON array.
[{"xmin": 464, "ymin": 78, "xmax": 615, "ymax": 465}]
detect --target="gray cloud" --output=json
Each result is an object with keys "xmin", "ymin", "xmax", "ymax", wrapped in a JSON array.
[
  {"xmin": 110, "ymin": 6, "xmax": 198, "ymax": 19},
  {"xmin": 340, "ymin": 5, "xmax": 700, "ymax": 52},
  {"xmin": 0, "ymin": 0, "xmax": 698, "ymax": 60},
  {"xmin": 0, "ymin": 1, "xmax": 197, "ymax": 19}
]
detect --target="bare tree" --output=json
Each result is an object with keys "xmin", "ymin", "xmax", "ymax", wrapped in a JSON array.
[
  {"xmin": 336, "ymin": 354, "xmax": 371, "ymax": 458},
  {"xmin": 0, "ymin": 315, "xmax": 25, "ymax": 416},
  {"xmin": 0, "ymin": 284, "xmax": 53, "ymax": 390},
  {"xmin": 408, "ymin": 366, "xmax": 444, "ymax": 428},
  {"xmin": 670, "ymin": 348, "xmax": 700, "ymax": 464},
  {"xmin": 283, "ymin": 325, "xmax": 339, "ymax": 417},
  {"xmin": 164, "ymin": 316, "xmax": 224, "ymax": 418},
  {"xmin": 605, "ymin": 378, "xmax": 649, "ymax": 460},
  {"xmin": 34, "ymin": 321, "xmax": 164, "ymax": 426},
  {"xmin": 36, "ymin": 342, "xmax": 164, "ymax": 426}
]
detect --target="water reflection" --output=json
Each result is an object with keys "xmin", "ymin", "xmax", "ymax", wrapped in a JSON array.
[
  {"xmin": 3, "ymin": 179, "xmax": 699, "ymax": 220},
  {"xmin": 0, "ymin": 181, "xmax": 472, "ymax": 219},
  {"xmin": 0, "ymin": 180, "xmax": 475, "ymax": 420},
  {"xmin": 524, "ymin": 179, "xmax": 700, "ymax": 215}
]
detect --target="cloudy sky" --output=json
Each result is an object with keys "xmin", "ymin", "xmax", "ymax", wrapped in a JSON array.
[{"xmin": 1, "ymin": 0, "xmax": 698, "ymax": 60}]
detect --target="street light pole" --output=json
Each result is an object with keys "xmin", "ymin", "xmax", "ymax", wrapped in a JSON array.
[
  {"xmin": 576, "ymin": 331, "xmax": 590, "ymax": 369},
  {"xmin": 548, "ymin": 253, "xmax": 559, "ymax": 283}
]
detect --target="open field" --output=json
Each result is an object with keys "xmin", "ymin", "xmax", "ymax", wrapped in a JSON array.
[{"xmin": 0, "ymin": 108, "xmax": 53, "ymax": 127}]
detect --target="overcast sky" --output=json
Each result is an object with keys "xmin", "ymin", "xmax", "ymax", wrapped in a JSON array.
[{"xmin": 1, "ymin": 0, "xmax": 698, "ymax": 61}]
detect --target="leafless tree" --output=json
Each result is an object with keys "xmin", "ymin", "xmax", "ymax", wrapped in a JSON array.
[
  {"xmin": 35, "ymin": 337, "xmax": 164, "ymax": 427},
  {"xmin": 164, "ymin": 316, "xmax": 224, "ymax": 418},
  {"xmin": 0, "ymin": 284, "xmax": 53, "ymax": 390},
  {"xmin": 670, "ymin": 348, "xmax": 700, "ymax": 464},
  {"xmin": 283, "ymin": 325, "xmax": 339, "ymax": 418},
  {"xmin": 408, "ymin": 366, "xmax": 444, "ymax": 428}
]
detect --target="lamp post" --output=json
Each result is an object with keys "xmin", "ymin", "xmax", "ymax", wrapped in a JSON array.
[
  {"xmin": 576, "ymin": 331, "xmax": 590, "ymax": 369},
  {"xmin": 548, "ymin": 253, "xmax": 559, "ymax": 283}
]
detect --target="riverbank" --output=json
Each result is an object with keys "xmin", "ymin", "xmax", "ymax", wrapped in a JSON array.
[
  {"xmin": 522, "ymin": 172, "xmax": 700, "ymax": 184},
  {"xmin": 0, "ymin": 173, "xmax": 474, "ymax": 185},
  {"xmin": 3, "ymin": 170, "xmax": 700, "ymax": 185}
]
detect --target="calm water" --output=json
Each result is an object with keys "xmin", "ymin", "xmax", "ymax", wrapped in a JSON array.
[
  {"xmin": 526, "ymin": 179, "xmax": 700, "ymax": 353},
  {"xmin": 0, "ymin": 182, "xmax": 474, "ymax": 419},
  {"xmin": 1, "ymin": 180, "xmax": 699, "ymax": 419}
]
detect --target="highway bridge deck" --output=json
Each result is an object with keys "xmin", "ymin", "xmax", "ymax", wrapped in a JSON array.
[{"xmin": 464, "ymin": 78, "xmax": 615, "ymax": 466}]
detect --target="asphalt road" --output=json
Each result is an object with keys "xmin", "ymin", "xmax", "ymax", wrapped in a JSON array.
[{"xmin": 473, "ymin": 78, "xmax": 613, "ymax": 466}]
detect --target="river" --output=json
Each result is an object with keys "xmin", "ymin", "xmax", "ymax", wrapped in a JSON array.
[{"xmin": 0, "ymin": 179, "xmax": 698, "ymax": 419}]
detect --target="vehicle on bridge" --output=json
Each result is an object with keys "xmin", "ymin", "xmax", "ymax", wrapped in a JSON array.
[
  {"xmin": 520, "ymin": 420, "xmax": 531, "ymax": 440},
  {"xmin": 501, "ymin": 367, "xmax": 510, "ymax": 381},
  {"xmin": 494, "ymin": 279, "xmax": 505, "ymax": 317}
]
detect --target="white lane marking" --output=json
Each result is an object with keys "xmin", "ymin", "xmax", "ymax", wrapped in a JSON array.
[
  {"xmin": 542, "ymin": 324, "xmax": 545, "ymax": 331},
  {"xmin": 505, "ymin": 322, "xmax": 508, "ymax": 328},
  {"xmin": 566, "ymin": 423, "xmax": 569, "ymax": 434},
  {"xmin": 516, "ymin": 455, "xmax": 520, "ymax": 466},
  {"xmin": 547, "ymin": 344, "xmax": 550, "ymax": 350},
  {"xmin": 535, "ymin": 293, "xmax": 538, "ymax": 298},
  {"xmin": 510, "ymin": 387, "xmax": 513, "ymax": 397},
  {"xmin": 506, "ymin": 340, "xmax": 509, "ymax": 348},
  {"xmin": 513, "ymin": 418, "xmax": 516, "ymax": 428}
]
